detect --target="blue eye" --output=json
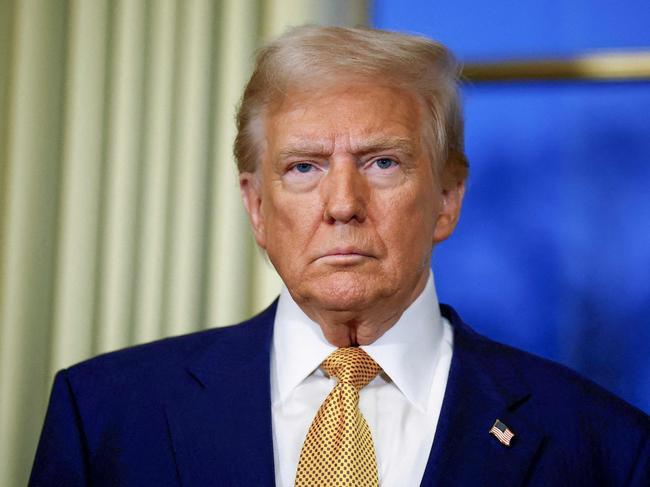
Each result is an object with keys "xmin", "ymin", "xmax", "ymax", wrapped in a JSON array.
[
  {"xmin": 375, "ymin": 158, "xmax": 396, "ymax": 169},
  {"xmin": 295, "ymin": 163, "xmax": 313, "ymax": 173}
]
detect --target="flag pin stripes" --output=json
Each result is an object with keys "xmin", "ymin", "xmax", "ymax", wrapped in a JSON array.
[{"xmin": 489, "ymin": 419, "xmax": 515, "ymax": 447}]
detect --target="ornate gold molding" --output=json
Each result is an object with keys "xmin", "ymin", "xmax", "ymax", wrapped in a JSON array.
[{"xmin": 462, "ymin": 51, "xmax": 650, "ymax": 82}]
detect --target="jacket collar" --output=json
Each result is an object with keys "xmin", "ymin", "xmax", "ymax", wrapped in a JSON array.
[
  {"xmin": 166, "ymin": 302, "xmax": 278, "ymax": 486},
  {"xmin": 420, "ymin": 304, "xmax": 545, "ymax": 486},
  {"xmin": 165, "ymin": 301, "xmax": 545, "ymax": 486}
]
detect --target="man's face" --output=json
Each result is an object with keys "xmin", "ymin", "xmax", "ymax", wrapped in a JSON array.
[{"xmin": 240, "ymin": 83, "xmax": 463, "ymax": 315}]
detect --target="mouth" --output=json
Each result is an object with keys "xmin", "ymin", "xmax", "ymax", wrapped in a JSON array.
[{"xmin": 315, "ymin": 248, "xmax": 374, "ymax": 265}]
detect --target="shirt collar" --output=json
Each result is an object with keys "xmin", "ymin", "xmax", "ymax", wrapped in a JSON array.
[
  {"xmin": 361, "ymin": 272, "xmax": 443, "ymax": 413},
  {"xmin": 271, "ymin": 287, "xmax": 337, "ymax": 405},
  {"xmin": 271, "ymin": 271, "xmax": 444, "ymax": 412}
]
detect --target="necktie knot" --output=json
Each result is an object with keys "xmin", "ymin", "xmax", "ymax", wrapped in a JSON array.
[
  {"xmin": 296, "ymin": 346, "xmax": 381, "ymax": 486},
  {"xmin": 322, "ymin": 347, "xmax": 381, "ymax": 390}
]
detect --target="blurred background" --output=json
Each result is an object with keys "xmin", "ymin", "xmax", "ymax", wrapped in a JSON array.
[
  {"xmin": 0, "ymin": 0, "xmax": 648, "ymax": 484},
  {"xmin": 374, "ymin": 0, "xmax": 650, "ymax": 417}
]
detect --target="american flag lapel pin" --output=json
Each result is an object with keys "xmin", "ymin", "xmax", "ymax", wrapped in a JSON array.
[{"xmin": 489, "ymin": 419, "xmax": 515, "ymax": 447}]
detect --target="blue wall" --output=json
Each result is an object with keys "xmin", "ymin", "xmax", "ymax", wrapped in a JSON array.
[
  {"xmin": 374, "ymin": 0, "xmax": 650, "ymax": 59},
  {"xmin": 374, "ymin": 0, "xmax": 650, "ymax": 413}
]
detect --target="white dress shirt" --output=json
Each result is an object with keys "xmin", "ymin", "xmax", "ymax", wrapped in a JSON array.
[{"xmin": 270, "ymin": 272, "xmax": 454, "ymax": 487}]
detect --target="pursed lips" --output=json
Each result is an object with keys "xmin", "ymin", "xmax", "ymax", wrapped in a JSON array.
[{"xmin": 314, "ymin": 247, "xmax": 374, "ymax": 264}]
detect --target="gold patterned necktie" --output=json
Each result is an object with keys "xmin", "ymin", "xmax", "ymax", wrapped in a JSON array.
[{"xmin": 294, "ymin": 347, "xmax": 382, "ymax": 487}]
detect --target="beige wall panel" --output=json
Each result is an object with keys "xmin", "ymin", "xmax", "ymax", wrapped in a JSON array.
[
  {"xmin": 163, "ymin": 0, "xmax": 214, "ymax": 336},
  {"xmin": 133, "ymin": 0, "xmax": 177, "ymax": 344},
  {"xmin": 263, "ymin": 0, "xmax": 368, "ymax": 39},
  {"xmin": 96, "ymin": 0, "xmax": 147, "ymax": 353},
  {"xmin": 0, "ymin": 0, "xmax": 16, "ymax": 298},
  {"xmin": 206, "ymin": 0, "xmax": 262, "ymax": 326},
  {"xmin": 0, "ymin": 2, "xmax": 67, "ymax": 485},
  {"xmin": 49, "ymin": 0, "xmax": 110, "ymax": 375}
]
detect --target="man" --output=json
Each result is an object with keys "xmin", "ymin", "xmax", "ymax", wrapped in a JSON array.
[{"xmin": 31, "ymin": 26, "xmax": 648, "ymax": 486}]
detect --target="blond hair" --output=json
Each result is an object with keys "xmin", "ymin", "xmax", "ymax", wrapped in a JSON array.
[{"xmin": 234, "ymin": 25, "xmax": 468, "ymax": 179}]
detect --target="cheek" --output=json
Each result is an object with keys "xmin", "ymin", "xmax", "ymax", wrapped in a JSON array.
[
  {"xmin": 385, "ymin": 214, "xmax": 433, "ymax": 255},
  {"xmin": 377, "ymin": 187, "xmax": 437, "ymax": 260},
  {"xmin": 262, "ymin": 191, "xmax": 322, "ymax": 248}
]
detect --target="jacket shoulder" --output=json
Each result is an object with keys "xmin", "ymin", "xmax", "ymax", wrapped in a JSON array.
[
  {"xmin": 64, "ymin": 301, "xmax": 276, "ymax": 400},
  {"xmin": 482, "ymin": 327, "xmax": 647, "ymax": 425},
  {"xmin": 443, "ymin": 303, "xmax": 649, "ymax": 433},
  {"xmin": 442, "ymin": 304, "xmax": 649, "ymax": 485}
]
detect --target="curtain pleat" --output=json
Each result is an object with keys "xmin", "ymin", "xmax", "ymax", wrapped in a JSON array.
[
  {"xmin": 95, "ymin": 0, "xmax": 147, "ymax": 353},
  {"xmin": 132, "ymin": 0, "xmax": 178, "ymax": 345},
  {"xmin": 207, "ymin": 0, "xmax": 263, "ymax": 326},
  {"xmin": 162, "ymin": 0, "xmax": 215, "ymax": 336},
  {"xmin": 0, "ymin": 1, "xmax": 69, "ymax": 484},
  {"xmin": 49, "ymin": 0, "xmax": 111, "ymax": 373},
  {"xmin": 0, "ymin": 1, "xmax": 368, "ymax": 485}
]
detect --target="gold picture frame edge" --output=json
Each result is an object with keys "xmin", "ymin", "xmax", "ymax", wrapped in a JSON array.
[{"xmin": 461, "ymin": 50, "xmax": 650, "ymax": 82}]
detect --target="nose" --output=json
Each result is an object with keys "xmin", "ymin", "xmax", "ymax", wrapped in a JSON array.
[{"xmin": 321, "ymin": 162, "xmax": 367, "ymax": 224}]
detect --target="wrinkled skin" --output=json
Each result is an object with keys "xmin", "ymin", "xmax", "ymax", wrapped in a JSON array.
[{"xmin": 240, "ymin": 83, "xmax": 464, "ymax": 347}]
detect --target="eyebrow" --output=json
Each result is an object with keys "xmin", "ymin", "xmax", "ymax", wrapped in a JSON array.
[
  {"xmin": 279, "ymin": 142, "xmax": 331, "ymax": 159},
  {"xmin": 351, "ymin": 136, "xmax": 416, "ymax": 158},
  {"xmin": 278, "ymin": 136, "xmax": 416, "ymax": 159}
]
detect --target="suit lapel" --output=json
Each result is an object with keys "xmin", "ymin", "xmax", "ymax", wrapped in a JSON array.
[
  {"xmin": 164, "ymin": 301, "xmax": 546, "ymax": 486},
  {"xmin": 166, "ymin": 303, "xmax": 277, "ymax": 486},
  {"xmin": 420, "ymin": 305, "xmax": 545, "ymax": 487}
]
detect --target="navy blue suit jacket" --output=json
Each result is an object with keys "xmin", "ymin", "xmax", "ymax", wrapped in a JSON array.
[{"xmin": 30, "ymin": 303, "xmax": 650, "ymax": 486}]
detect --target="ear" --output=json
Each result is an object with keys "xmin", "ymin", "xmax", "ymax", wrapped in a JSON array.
[
  {"xmin": 239, "ymin": 172, "xmax": 267, "ymax": 249},
  {"xmin": 433, "ymin": 177, "xmax": 465, "ymax": 244}
]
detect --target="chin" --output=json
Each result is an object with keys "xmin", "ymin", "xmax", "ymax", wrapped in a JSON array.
[{"xmin": 300, "ymin": 270, "xmax": 389, "ymax": 312}]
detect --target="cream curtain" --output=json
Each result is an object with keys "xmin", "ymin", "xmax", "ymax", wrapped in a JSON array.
[{"xmin": 0, "ymin": 1, "xmax": 368, "ymax": 484}]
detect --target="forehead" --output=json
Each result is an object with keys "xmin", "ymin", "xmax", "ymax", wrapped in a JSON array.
[{"xmin": 264, "ymin": 83, "xmax": 424, "ymax": 155}]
